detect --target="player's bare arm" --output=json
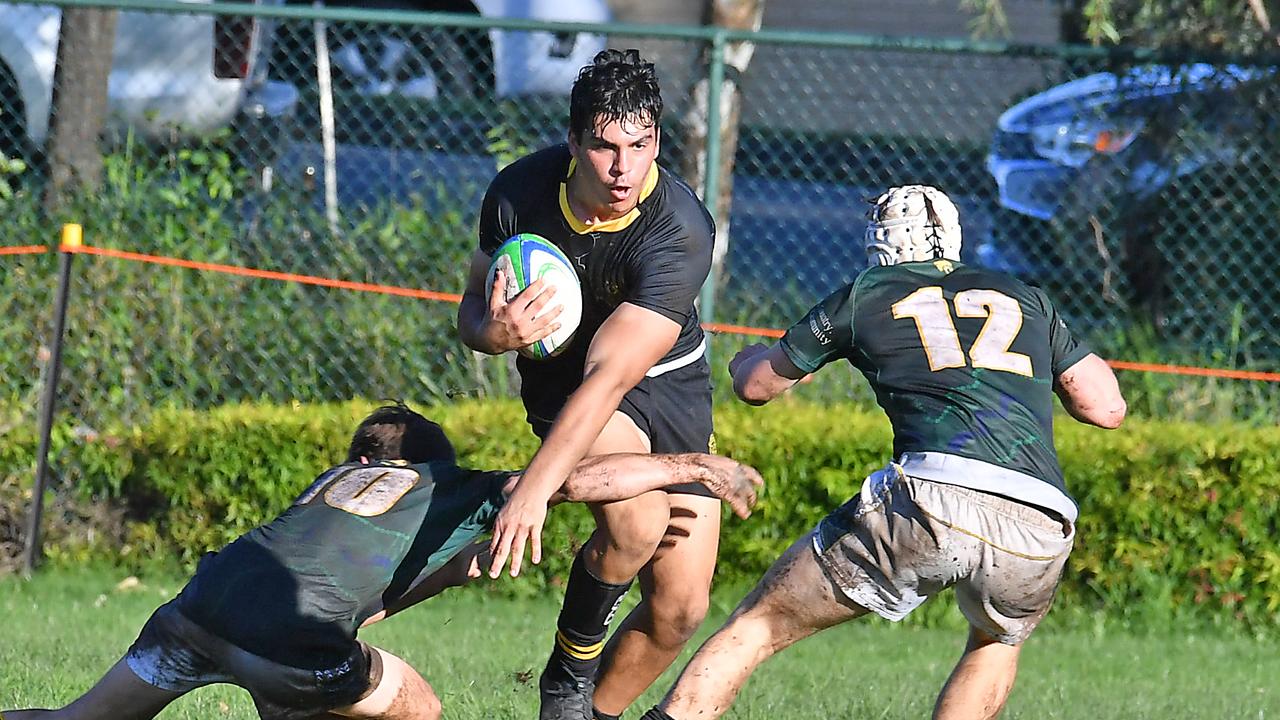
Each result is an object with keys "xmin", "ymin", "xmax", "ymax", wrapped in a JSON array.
[
  {"xmin": 488, "ymin": 303, "xmax": 682, "ymax": 578},
  {"xmin": 550, "ymin": 453, "xmax": 763, "ymax": 519},
  {"xmin": 372, "ymin": 451, "xmax": 763, "ymax": 623},
  {"xmin": 1054, "ymin": 353, "xmax": 1126, "ymax": 429},
  {"xmin": 729, "ymin": 342, "xmax": 809, "ymax": 405},
  {"xmin": 458, "ymin": 248, "xmax": 563, "ymax": 354}
]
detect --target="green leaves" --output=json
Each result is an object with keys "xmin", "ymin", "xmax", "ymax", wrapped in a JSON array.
[
  {"xmin": 6, "ymin": 397, "xmax": 1280, "ymax": 626},
  {"xmin": 330, "ymin": 400, "xmax": 1280, "ymax": 626},
  {"xmin": 0, "ymin": 150, "xmax": 28, "ymax": 200},
  {"xmin": 977, "ymin": 0, "xmax": 1276, "ymax": 51},
  {"xmin": 1083, "ymin": 0, "xmax": 1121, "ymax": 44}
]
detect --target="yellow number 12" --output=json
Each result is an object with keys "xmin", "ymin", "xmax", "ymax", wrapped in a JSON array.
[{"xmin": 891, "ymin": 287, "xmax": 1033, "ymax": 376}]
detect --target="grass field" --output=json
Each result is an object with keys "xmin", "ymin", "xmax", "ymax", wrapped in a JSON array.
[{"xmin": 3, "ymin": 567, "xmax": 1278, "ymax": 719}]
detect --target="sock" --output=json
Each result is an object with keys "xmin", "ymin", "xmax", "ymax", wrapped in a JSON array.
[
  {"xmin": 639, "ymin": 709, "xmax": 677, "ymax": 720},
  {"xmin": 548, "ymin": 549, "xmax": 633, "ymax": 679},
  {"xmin": 593, "ymin": 709, "xmax": 621, "ymax": 720}
]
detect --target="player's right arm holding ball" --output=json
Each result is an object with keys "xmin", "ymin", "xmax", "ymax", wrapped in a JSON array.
[{"xmin": 458, "ymin": 249, "xmax": 562, "ymax": 356}]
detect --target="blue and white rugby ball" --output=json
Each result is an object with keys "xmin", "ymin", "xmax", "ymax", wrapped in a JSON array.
[{"xmin": 485, "ymin": 233, "xmax": 583, "ymax": 359}]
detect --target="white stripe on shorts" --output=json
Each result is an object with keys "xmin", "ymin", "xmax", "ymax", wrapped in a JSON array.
[{"xmin": 645, "ymin": 337, "xmax": 707, "ymax": 378}]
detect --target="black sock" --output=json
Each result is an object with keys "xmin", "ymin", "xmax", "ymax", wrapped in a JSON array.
[
  {"xmin": 639, "ymin": 709, "xmax": 677, "ymax": 720},
  {"xmin": 593, "ymin": 709, "xmax": 621, "ymax": 720},
  {"xmin": 548, "ymin": 549, "xmax": 633, "ymax": 678}
]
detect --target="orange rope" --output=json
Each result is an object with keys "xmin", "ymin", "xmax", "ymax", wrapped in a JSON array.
[
  {"xmin": 1107, "ymin": 360, "xmax": 1280, "ymax": 383},
  {"xmin": 703, "ymin": 322, "xmax": 784, "ymax": 339},
  {"xmin": 0, "ymin": 245, "xmax": 49, "ymax": 256},
  {"xmin": 64, "ymin": 243, "xmax": 462, "ymax": 303},
  {"xmin": 61, "ymin": 243, "xmax": 1279, "ymax": 383}
]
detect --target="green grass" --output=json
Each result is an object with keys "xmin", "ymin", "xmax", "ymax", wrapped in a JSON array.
[{"xmin": 3, "ymin": 567, "xmax": 1279, "ymax": 719}]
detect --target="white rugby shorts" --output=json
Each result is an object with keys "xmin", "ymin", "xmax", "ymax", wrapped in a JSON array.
[{"xmin": 811, "ymin": 463, "xmax": 1074, "ymax": 644}]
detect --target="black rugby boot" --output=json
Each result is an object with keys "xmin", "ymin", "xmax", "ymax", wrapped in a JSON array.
[{"xmin": 537, "ymin": 651, "xmax": 596, "ymax": 720}]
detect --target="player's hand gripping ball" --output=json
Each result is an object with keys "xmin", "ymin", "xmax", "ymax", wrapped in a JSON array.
[{"xmin": 485, "ymin": 233, "xmax": 583, "ymax": 359}]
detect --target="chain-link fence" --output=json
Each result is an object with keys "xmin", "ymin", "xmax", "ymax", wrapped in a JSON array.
[{"xmin": 2, "ymin": 0, "xmax": 1279, "ymax": 564}]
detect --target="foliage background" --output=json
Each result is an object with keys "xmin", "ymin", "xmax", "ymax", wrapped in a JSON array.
[
  {"xmin": 3, "ymin": 4, "xmax": 1280, "ymax": 642},
  {"xmin": 4, "ymin": 398, "xmax": 1278, "ymax": 631}
]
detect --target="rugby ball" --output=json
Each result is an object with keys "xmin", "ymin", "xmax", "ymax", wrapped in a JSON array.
[{"xmin": 485, "ymin": 233, "xmax": 583, "ymax": 359}]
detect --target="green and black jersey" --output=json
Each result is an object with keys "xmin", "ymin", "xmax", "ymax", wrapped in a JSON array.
[
  {"xmin": 780, "ymin": 260, "xmax": 1091, "ymax": 519},
  {"xmin": 177, "ymin": 461, "xmax": 509, "ymax": 669}
]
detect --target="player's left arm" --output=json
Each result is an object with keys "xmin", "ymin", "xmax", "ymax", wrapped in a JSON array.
[
  {"xmin": 360, "ymin": 541, "xmax": 490, "ymax": 627},
  {"xmin": 1041, "ymin": 289, "xmax": 1126, "ymax": 429},
  {"xmin": 487, "ymin": 305, "xmax": 682, "ymax": 577},
  {"xmin": 1054, "ymin": 354, "xmax": 1126, "ymax": 429}
]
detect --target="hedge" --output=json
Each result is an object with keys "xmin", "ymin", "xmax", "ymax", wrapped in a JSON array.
[{"xmin": 5, "ymin": 398, "xmax": 1279, "ymax": 627}]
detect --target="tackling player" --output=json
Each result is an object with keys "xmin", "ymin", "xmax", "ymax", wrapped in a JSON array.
[
  {"xmin": 639, "ymin": 185, "xmax": 1127, "ymax": 720},
  {"xmin": 457, "ymin": 50, "xmax": 718, "ymax": 720},
  {"xmin": 4, "ymin": 403, "xmax": 762, "ymax": 720}
]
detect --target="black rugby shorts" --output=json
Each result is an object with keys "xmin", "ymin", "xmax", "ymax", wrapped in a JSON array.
[
  {"xmin": 125, "ymin": 601, "xmax": 382, "ymax": 720},
  {"xmin": 530, "ymin": 356, "xmax": 716, "ymax": 498}
]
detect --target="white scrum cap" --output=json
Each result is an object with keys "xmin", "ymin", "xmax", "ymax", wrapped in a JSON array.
[{"xmin": 864, "ymin": 185, "xmax": 962, "ymax": 266}]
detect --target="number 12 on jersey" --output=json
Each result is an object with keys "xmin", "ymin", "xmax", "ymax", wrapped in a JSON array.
[{"xmin": 891, "ymin": 287, "xmax": 1033, "ymax": 376}]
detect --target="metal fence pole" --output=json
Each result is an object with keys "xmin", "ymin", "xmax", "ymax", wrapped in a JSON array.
[
  {"xmin": 23, "ymin": 223, "xmax": 82, "ymax": 576},
  {"xmin": 314, "ymin": 1, "xmax": 341, "ymax": 236},
  {"xmin": 698, "ymin": 31, "xmax": 728, "ymax": 331}
]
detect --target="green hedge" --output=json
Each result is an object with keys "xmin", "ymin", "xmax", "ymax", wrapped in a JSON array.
[{"xmin": 7, "ymin": 399, "xmax": 1280, "ymax": 627}]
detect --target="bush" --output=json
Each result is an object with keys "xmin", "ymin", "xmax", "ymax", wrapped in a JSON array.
[{"xmin": 5, "ymin": 398, "xmax": 1279, "ymax": 628}]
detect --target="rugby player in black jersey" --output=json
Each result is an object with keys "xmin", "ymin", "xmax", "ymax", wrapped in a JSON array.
[
  {"xmin": 4, "ymin": 404, "xmax": 762, "ymax": 720},
  {"xmin": 639, "ymin": 186, "xmax": 1127, "ymax": 720},
  {"xmin": 457, "ymin": 50, "xmax": 720, "ymax": 719}
]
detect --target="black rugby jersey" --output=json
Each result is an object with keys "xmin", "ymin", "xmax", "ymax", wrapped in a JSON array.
[
  {"xmin": 781, "ymin": 260, "xmax": 1091, "ymax": 503},
  {"xmin": 177, "ymin": 461, "xmax": 509, "ymax": 669},
  {"xmin": 477, "ymin": 145, "xmax": 715, "ymax": 418}
]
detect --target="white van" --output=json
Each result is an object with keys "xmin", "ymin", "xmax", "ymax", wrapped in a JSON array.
[{"xmin": 0, "ymin": 1, "xmax": 297, "ymax": 156}]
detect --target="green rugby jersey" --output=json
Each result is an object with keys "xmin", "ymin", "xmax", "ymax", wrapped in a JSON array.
[
  {"xmin": 780, "ymin": 260, "xmax": 1091, "ymax": 511},
  {"xmin": 177, "ymin": 460, "xmax": 509, "ymax": 669}
]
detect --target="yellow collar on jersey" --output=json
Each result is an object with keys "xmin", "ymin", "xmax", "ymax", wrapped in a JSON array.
[{"xmin": 559, "ymin": 157, "xmax": 660, "ymax": 234}]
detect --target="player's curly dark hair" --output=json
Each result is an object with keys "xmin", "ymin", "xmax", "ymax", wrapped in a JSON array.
[
  {"xmin": 347, "ymin": 402, "xmax": 455, "ymax": 465},
  {"xmin": 569, "ymin": 49, "xmax": 663, "ymax": 140}
]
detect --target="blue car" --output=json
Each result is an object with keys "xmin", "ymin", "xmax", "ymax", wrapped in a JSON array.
[{"xmin": 987, "ymin": 62, "xmax": 1268, "ymax": 221}]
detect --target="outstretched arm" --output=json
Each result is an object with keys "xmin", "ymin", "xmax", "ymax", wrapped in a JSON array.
[
  {"xmin": 550, "ymin": 452, "xmax": 764, "ymax": 519},
  {"xmin": 362, "ymin": 453, "xmax": 764, "ymax": 625}
]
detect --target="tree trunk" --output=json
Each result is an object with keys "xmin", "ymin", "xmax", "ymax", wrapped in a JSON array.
[
  {"xmin": 680, "ymin": 0, "xmax": 765, "ymax": 319},
  {"xmin": 43, "ymin": 7, "xmax": 118, "ymax": 214}
]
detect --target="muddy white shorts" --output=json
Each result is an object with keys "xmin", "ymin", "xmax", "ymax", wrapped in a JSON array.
[{"xmin": 811, "ymin": 463, "xmax": 1075, "ymax": 644}]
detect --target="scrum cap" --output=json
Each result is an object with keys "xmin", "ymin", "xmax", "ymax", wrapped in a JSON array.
[{"xmin": 864, "ymin": 185, "xmax": 962, "ymax": 266}]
